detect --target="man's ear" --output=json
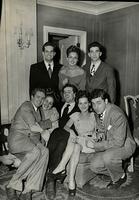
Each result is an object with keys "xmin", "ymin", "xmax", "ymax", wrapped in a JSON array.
[
  {"xmin": 53, "ymin": 52, "xmax": 56, "ymax": 57},
  {"xmin": 99, "ymin": 52, "xmax": 102, "ymax": 57},
  {"xmin": 105, "ymin": 99, "xmax": 108, "ymax": 104},
  {"xmin": 88, "ymin": 52, "xmax": 91, "ymax": 58},
  {"xmin": 31, "ymin": 95, "xmax": 33, "ymax": 101}
]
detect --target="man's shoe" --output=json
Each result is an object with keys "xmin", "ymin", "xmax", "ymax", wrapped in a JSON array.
[
  {"xmin": 45, "ymin": 180, "xmax": 56, "ymax": 200},
  {"xmin": 5, "ymin": 186, "xmax": 18, "ymax": 200},
  {"xmin": 19, "ymin": 191, "xmax": 32, "ymax": 200},
  {"xmin": 107, "ymin": 174, "xmax": 127, "ymax": 189}
]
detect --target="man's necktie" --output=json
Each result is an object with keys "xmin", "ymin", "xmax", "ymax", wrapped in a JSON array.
[
  {"xmin": 98, "ymin": 113, "xmax": 104, "ymax": 124},
  {"xmin": 90, "ymin": 64, "xmax": 95, "ymax": 76},
  {"xmin": 62, "ymin": 104, "xmax": 70, "ymax": 117},
  {"xmin": 48, "ymin": 64, "xmax": 52, "ymax": 78}
]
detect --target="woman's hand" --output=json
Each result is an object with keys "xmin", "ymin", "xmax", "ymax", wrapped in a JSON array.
[
  {"xmin": 86, "ymin": 140, "xmax": 95, "ymax": 149},
  {"xmin": 63, "ymin": 78, "xmax": 68, "ymax": 85},
  {"xmin": 69, "ymin": 129, "xmax": 77, "ymax": 143}
]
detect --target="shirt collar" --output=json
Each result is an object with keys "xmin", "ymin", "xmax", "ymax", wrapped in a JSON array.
[
  {"xmin": 91, "ymin": 60, "xmax": 101, "ymax": 71},
  {"xmin": 44, "ymin": 61, "xmax": 54, "ymax": 71},
  {"xmin": 31, "ymin": 102, "xmax": 38, "ymax": 112},
  {"xmin": 61, "ymin": 102, "xmax": 75, "ymax": 116},
  {"xmin": 99, "ymin": 109, "xmax": 106, "ymax": 119}
]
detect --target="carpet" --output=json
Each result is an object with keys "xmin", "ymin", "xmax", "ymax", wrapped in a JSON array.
[{"xmin": 0, "ymin": 164, "xmax": 139, "ymax": 200}]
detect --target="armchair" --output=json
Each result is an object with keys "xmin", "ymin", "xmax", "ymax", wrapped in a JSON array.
[{"xmin": 124, "ymin": 94, "xmax": 139, "ymax": 172}]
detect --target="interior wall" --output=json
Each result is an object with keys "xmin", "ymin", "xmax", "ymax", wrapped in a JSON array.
[
  {"xmin": 0, "ymin": 0, "xmax": 37, "ymax": 124},
  {"xmin": 96, "ymin": 5, "xmax": 139, "ymax": 108},
  {"xmin": 37, "ymin": 5, "xmax": 96, "ymax": 62},
  {"xmin": 37, "ymin": 4, "xmax": 139, "ymax": 108}
]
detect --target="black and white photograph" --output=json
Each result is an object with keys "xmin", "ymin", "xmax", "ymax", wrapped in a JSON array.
[{"xmin": 0, "ymin": 1, "xmax": 139, "ymax": 200}]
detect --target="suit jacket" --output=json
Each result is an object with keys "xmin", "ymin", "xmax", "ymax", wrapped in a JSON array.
[
  {"xmin": 94, "ymin": 103, "xmax": 136, "ymax": 157},
  {"xmin": 29, "ymin": 61, "xmax": 62, "ymax": 95},
  {"xmin": 59, "ymin": 103, "xmax": 80, "ymax": 129},
  {"xmin": 8, "ymin": 101, "xmax": 42, "ymax": 154},
  {"xmin": 83, "ymin": 61, "xmax": 116, "ymax": 103}
]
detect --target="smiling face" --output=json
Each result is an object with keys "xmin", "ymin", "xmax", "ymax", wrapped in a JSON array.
[
  {"xmin": 42, "ymin": 45, "xmax": 56, "ymax": 63},
  {"xmin": 88, "ymin": 46, "xmax": 102, "ymax": 62},
  {"xmin": 42, "ymin": 96, "xmax": 54, "ymax": 110},
  {"xmin": 67, "ymin": 52, "xmax": 78, "ymax": 67},
  {"xmin": 78, "ymin": 97, "xmax": 90, "ymax": 113},
  {"xmin": 31, "ymin": 91, "xmax": 45, "ymax": 108},
  {"xmin": 91, "ymin": 97, "xmax": 108, "ymax": 114},
  {"xmin": 63, "ymin": 86, "xmax": 76, "ymax": 103}
]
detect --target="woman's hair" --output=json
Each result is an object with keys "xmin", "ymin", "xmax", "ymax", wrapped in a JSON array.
[
  {"xmin": 76, "ymin": 90, "xmax": 91, "ymax": 104},
  {"xmin": 66, "ymin": 45, "xmax": 81, "ymax": 58},
  {"xmin": 45, "ymin": 89, "xmax": 56, "ymax": 105}
]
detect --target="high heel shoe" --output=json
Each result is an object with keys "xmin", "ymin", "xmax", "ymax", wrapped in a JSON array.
[
  {"xmin": 48, "ymin": 170, "xmax": 67, "ymax": 183},
  {"xmin": 69, "ymin": 188, "xmax": 76, "ymax": 196},
  {"xmin": 68, "ymin": 182, "xmax": 76, "ymax": 196}
]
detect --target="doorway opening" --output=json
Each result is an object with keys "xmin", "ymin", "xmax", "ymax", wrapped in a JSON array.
[{"xmin": 43, "ymin": 26, "xmax": 87, "ymax": 66}]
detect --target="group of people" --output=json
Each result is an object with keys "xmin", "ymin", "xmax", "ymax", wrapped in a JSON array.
[
  {"xmin": 30, "ymin": 41, "xmax": 116, "ymax": 107},
  {"xmin": 4, "ymin": 41, "xmax": 136, "ymax": 200}
]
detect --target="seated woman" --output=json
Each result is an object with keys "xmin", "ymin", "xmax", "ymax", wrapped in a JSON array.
[
  {"xmin": 40, "ymin": 94, "xmax": 59, "ymax": 145},
  {"xmin": 49, "ymin": 90, "xmax": 97, "ymax": 196},
  {"xmin": 59, "ymin": 45, "xmax": 86, "ymax": 95}
]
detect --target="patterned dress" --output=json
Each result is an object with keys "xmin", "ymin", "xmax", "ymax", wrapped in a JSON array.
[
  {"xmin": 59, "ymin": 66, "xmax": 86, "ymax": 91},
  {"xmin": 70, "ymin": 112, "xmax": 96, "ymax": 153}
]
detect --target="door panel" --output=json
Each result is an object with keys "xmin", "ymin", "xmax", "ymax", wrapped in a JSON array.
[{"xmin": 59, "ymin": 36, "xmax": 79, "ymax": 66}]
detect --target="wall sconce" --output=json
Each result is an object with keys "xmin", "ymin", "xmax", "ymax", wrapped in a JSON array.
[{"xmin": 16, "ymin": 23, "xmax": 33, "ymax": 50}]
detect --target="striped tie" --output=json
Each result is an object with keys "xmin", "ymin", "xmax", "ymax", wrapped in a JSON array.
[
  {"xmin": 91, "ymin": 64, "xmax": 95, "ymax": 76},
  {"xmin": 48, "ymin": 64, "xmax": 52, "ymax": 78}
]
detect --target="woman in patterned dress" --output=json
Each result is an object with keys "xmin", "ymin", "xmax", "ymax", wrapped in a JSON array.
[{"xmin": 59, "ymin": 45, "xmax": 86, "ymax": 95}]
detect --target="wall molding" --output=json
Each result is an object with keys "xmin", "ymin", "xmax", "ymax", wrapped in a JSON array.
[{"xmin": 37, "ymin": 0, "xmax": 139, "ymax": 15}]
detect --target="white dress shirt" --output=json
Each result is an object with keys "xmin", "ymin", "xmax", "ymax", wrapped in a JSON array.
[
  {"xmin": 90, "ymin": 60, "xmax": 101, "ymax": 75},
  {"xmin": 61, "ymin": 102, "xmax": 75, "ymax": 117},
  {"xmin": 44, "ymin": 61, "xmax": 54, "ymax": 72}
]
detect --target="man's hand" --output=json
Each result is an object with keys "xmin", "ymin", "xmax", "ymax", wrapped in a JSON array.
[
  {"xmin": 86, "ymin": 140, "xmax": 95, "ymax": 149},
  {"xmin": 0, "ymin": 153, "xmax": 21, "ymax": 167},
  {"xmin": 0, "ymin": 155, "xmax": 14, "ymax": 165}
]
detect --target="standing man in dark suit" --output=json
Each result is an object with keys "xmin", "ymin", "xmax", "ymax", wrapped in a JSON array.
[
  {"xmin": 83, "ymin": 41, "xmax": 116, "ymax": 103},
  {"xmin": 29, "ymin": 42, "xmax": 62, "ymax": 110},
  {"xmin": 46, "ymin": 84, "xmax": 79, "ymax": 199},
  {"xmin": 6, "ymin": 88, "xmax": 49, "ymax": 200},
  {"xmin": 87, "ymin": 89, "xmax": 136, "ymax": 189}
]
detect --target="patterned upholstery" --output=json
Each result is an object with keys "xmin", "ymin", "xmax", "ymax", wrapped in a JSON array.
[
  {"xmin": 65, "ymin": 153, "xmax": 95, "ymax": 188},
  {"xmin": 124, "ymin": 95, "xmax": 139, "ymax": 172}
]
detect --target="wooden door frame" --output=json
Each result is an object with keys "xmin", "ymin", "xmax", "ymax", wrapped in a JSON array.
[{"xmin": 43, "ymin": 25, "xmax": 87, "ymax": 65}]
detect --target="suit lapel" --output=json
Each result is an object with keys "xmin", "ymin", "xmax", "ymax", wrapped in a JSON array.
[
  {"xmin": 30, "ymin": 102, "xmax": 41, "ymax": 122},
  {"xmin": 68, "ymin": 104, "xmax": 79, "ymax": 115},
  {"xmin": 40, "ymin": 61, "xmax": 51, "ymax": 79},
  {"xmin": 103, "ymin": 103, "xmax": 112, "ymax": 128}
]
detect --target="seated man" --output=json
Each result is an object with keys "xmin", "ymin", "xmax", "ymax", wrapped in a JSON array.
[
  {"xmin": 46, "ymin": 84, "xmax": 79, "ymax": 199},
  {"xmin": 6, "ymin": 88, "xmax": 49, "ymax": 200},
  {"xmin": 87, "ymin": 89, "xmax": 136, "ymax": 189}
]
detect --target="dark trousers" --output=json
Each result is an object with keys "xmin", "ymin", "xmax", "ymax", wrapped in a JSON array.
[{"xmin": 47, "ymin": 128, "xmax": 70, "ymax": 172}]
